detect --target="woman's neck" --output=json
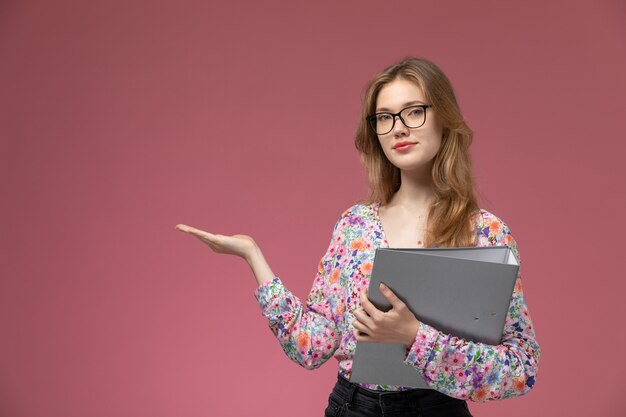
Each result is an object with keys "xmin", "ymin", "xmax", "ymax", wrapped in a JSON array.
[{"xmin": 388, "ymin": 167, "xmax": 435, "ymax": 211}]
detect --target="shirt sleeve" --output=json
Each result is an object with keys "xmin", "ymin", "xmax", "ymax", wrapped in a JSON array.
[
  {"xmin": 403, "ymin": 219, "xmax": 541, "ymax": 401},
  {"xmin": 254, "ymin": 215, "xmax": 345, "ymax": 370}
]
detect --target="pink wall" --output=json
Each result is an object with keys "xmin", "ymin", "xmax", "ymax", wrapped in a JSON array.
[{"xmin": 2, "ymin": 1, "xmax": 625, "ymax": 416}]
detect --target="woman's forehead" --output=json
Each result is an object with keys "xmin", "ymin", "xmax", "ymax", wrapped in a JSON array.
[{"xmin": 376, "ymin": 79, "xmax": 425, "ymax": 111}]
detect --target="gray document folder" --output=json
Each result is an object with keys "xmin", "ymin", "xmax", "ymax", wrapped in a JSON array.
[{"xmin": 350, "ymin": 246, "xmax": 519, "ymax": 388}]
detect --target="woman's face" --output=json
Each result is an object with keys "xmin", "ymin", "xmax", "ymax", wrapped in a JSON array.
[{"xmin": 375, "ymin": 78, "xmax": 443, "ymax": 175}]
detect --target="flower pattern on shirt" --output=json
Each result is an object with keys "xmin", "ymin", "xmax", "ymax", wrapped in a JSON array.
[{"xmin": 254, "ymin": 203, "xmax": 540, "ymax": 402}]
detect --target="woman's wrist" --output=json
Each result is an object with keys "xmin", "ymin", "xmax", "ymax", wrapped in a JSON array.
[
  {"xmin": 246, "ymin": 245, "xmax": 275, "ymax": 286},
  {"xmin": 404, "ymin": 319, "xmax": 421, "ymax": 345}
]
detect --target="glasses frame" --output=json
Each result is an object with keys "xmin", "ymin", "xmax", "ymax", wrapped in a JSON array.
[{"xmin": 366, "ymin": 104, "xmax": 432, "ymax": 135}]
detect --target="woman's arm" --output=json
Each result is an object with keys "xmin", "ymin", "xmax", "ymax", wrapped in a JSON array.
[
  {"xmin": 404, "ymin": 272, "xmax": 539, "ymax": 401},
  {"xmin": 254, "ymin": 218, "xmax": 345, "ymax": 370},
  {"xmin": 175, "ymin": 218, "xmax": 345, "ymax": 371},
  {"xmin": 403, "ymin": 220, "xmax": 540, "ymax": 401}
]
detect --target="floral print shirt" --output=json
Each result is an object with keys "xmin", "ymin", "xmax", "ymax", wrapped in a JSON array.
[{"xmin": 254, "ymin": 203, "xmax": 540, "ymax": 402}]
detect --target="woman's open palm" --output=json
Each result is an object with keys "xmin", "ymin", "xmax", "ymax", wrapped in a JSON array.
[{"xmin": 175, "ymin": 224, "xmax": 256, "ymax": 260}]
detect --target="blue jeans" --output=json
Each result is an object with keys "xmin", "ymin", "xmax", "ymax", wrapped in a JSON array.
[{"xmin": 324, "ymin": 375, "xmax": 473, "ymax": 417}]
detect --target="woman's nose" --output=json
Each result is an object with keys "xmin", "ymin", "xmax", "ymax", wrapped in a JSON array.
[{"xmin": 392, "ymin": 115, "xmax": 409, "ymax": 135}]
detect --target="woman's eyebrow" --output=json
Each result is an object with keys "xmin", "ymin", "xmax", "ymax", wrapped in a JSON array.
[{"xmin": 376, "ymin": 100, "xmax": 425, "ymax": 112}]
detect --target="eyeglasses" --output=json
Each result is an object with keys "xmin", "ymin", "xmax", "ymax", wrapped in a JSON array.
[{"xmin": 366, "ymin": 104, "xmax": 432, "ymax": 135}]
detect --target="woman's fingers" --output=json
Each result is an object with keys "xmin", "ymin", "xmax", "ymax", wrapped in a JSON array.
[
  {"xmin": 176, "ymin": 225, "xmax": 219, "ymax": 246},
  {"xmin": 359, "ymin": 283, "xmax": 406, "ymax": 315},
  {"xmin": 176, "ymin": 224, "xmax": 215, "ymax": 240},
  {"xmin": 175, "ymin": 224, "xmax": 194, "ymax": 233},
  {"xmin": 176, "ymin": 224, "xmax": 204, "ymax": 237},
  {"xmin": 353, "ymin": 311, "xmax": 373, "ymax": 341},
  {"xmin": 353, "ymin": 307, "xmax": 374, "ymax": 330},
  {"xmin": 176, "ymin": 224, "xmax": 223, "ymax": 244},
  {"xmin": 359, "ymin": 287, "xmax": 382, "ymax": 319},
  {"xmin": 354, "ymin": 284, "xmax": 420, "ymax": 344},
  {"xmin": 379, "ymin": 282, "xmax": 405, "ymax": 310},
  {"xmin": 352, "ymin": 317, "xmax": 369, "ymax": 333},
  {"xmin": 353, "ymin": 328, "xmax": 370, "ymax": 341},
  {"xmin": 175, "ymin": 224, "xmax": 187, "ymax": 231},
  {"xmin": 175, "ymin": 224, "xmax": 256, "ymax": 258}
]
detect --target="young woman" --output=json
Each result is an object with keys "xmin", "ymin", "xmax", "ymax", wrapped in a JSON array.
[{"xmin": 176, "ymin": 57, "xmax": 540, "ymax": 417}]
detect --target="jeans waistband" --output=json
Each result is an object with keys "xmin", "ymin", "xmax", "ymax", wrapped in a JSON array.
[{"xmin": 334, "ymin": 374, "xmax": 460, "ymax": 407}]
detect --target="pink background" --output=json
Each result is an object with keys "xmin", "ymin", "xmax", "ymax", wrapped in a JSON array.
[{"xmin": 2, "ymin": 1, "xmax": 625, "ymax": 416}]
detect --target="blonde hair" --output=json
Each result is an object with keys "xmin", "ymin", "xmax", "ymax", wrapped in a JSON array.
[{"xmin": 355, "ymin": 57, "xmax": 479, "ymax": 247}]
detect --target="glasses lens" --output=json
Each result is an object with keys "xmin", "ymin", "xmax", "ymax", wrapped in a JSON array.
[
  {"xmin": 401, "ymin": 106, "xmax": 426, "ymax": 128},
  {"xmin": 372, "ymin": 113, "xmax": 394, "ymax": 134}
]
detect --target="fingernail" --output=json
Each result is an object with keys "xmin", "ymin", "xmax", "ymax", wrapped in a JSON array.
[{"xmin": 380, "ymin": 282, "xmax": 387, "ymax": 290}]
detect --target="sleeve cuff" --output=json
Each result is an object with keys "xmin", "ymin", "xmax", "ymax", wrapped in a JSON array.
[
  {"xmin": 404, "ymin": 321, "xmax": 440, "ymax": 369},
  {"xmin": 253, "ymin": 277, "xmax": 285, "ymax": 308}
]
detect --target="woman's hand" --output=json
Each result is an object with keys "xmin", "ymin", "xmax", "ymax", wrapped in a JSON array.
[
  {"xmin": 175, "ymin": 224, "xmax": 275, "ymax": 286},
  {"xmin": 353, "ymin": 283, "xmax": 421, "ymax": 346},
  {"xmin": 175, "ymin": 224, "xmax": 257, "ymax": 260}
]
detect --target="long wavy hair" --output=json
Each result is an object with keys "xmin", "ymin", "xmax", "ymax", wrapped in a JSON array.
[{"xmin": 355, "ymin": 57, "xmax": 479, "ymax": 248}]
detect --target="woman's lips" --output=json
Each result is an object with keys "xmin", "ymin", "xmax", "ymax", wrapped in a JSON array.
[{"xmin": 393, "ymin": 143, "xmax": 417, "ymax": 152}]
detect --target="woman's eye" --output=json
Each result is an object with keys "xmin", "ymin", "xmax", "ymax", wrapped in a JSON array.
[
  {"xmin": 409, "ymin": 108, "xmax": 424, "ymax": 116},
  {"xmin": 377, "ymin": 114, "xmax": 392, "ymax": 121}
]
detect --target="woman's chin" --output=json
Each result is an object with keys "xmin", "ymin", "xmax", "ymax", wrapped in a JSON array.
[{"xmin": 390, "ymin": 160, "xmax": 434, "ymax": 175}]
